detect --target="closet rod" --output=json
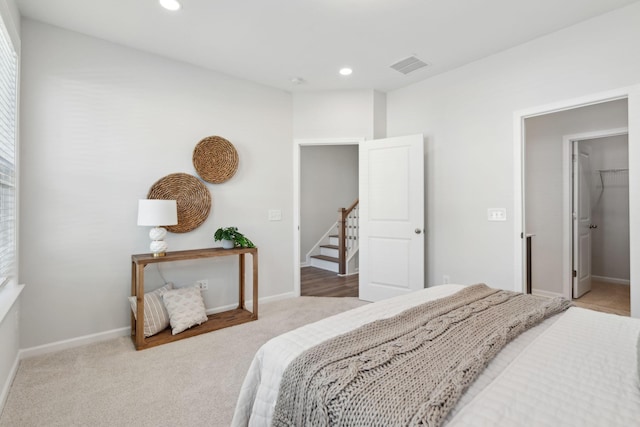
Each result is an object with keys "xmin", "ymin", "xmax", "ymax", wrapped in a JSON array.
[{"xmin": 598, "ymin": 168, "xmax": 628, "ymax": 173}]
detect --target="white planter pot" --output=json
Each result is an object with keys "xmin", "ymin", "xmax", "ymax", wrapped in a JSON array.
[{"xmin": 222, "ymin": 239, "xmax": 235, "ymax": 249}]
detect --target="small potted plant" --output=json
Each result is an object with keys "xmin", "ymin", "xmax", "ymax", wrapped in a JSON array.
[{"xmin": 214, "ymin": 226, "xmax": 255, "ymax": 249}]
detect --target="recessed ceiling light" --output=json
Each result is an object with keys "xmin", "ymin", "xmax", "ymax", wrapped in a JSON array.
[
  {"xmin": 339, "ymin": 67, "xmax": 353, "ymax": 76},
  {"xmin": 159, "ymin": 0, "xmax": 181, "ymax": 11}
]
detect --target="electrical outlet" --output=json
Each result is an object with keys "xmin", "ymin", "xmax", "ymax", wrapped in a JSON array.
[
  {"xmin": 443, "ymin": 275, "xmax": 450, "ymax": 284},
  {"xmin": 196, "ymin": 279, "xmax": 209, "ymax": 291}
]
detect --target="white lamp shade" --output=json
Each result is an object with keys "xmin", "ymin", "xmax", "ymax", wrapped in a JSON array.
[{"xmin": 137, "ymin": 199, "xmax": 178, "ymax": 226}]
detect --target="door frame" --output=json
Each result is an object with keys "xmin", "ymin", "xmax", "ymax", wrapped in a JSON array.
[
  {"xmin": 293, "ymin": 137, "xmax": 365, "ymax": 297},
  {"xmin": 514, "ymin": 84, "xmax": 640, "ymax": 317},
  {"xmin": 562, "ymin": 128, "xmax": 628, "ymax": 300}
]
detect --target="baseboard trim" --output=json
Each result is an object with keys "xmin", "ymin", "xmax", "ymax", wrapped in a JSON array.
[
  {"xmin": 21, "ymin": 292, "xmax": 298, "ymax": 359},
  {"xmin": 300, "ymin": 262, "xmax": 310, "ymax": 268},
  {"xmin": 531, "ymin": 289, "xmax": 564, "ymax": 299},
  {"xmin": 592, "ymin": 275, "xmax": 630, "ymax": 286},
  {"xmin": 20, "ymin": 326, "xmax": 131, "ymax": 359},
  {"xmin": 205, "ymin": 291, "xmax": 295, "ymax": 315},
  {"xmin": 247, "ymin": 291, "xmax": 295, "ymax": 308},
  {"xmin": 337, "ymin": 270, "xmax": 359, "ymax": 277},
  {"xmin": 0, "ymin": 351, "xmax": 20, "ymax": 416}
]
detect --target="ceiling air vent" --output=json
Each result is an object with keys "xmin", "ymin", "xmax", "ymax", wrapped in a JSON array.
[{"xmin": 390, "ymin": 56, "xmax": 428, "ymax": 75}]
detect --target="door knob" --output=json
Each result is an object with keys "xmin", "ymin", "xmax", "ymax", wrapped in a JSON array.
[
  {"xmin": 589, "ymin": 224, "xmax": 598, "ymax": 229},
  {"xmin": 415, "ymin": 228, "xmax": 422, "ymax": 234}
]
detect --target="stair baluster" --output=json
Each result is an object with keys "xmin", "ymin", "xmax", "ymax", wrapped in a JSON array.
[{"xmin": 337, "ymin": 199, "xmax": 359, "ymax": 275}]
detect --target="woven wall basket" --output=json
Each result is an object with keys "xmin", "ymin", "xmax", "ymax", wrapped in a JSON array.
[
  {"xmin": 192, "ymin": 136, "xmax": 239, "ymax": 184},
  {"xmin": 147, "ymin": 173, "xmax": 211, "ymax": 233}
]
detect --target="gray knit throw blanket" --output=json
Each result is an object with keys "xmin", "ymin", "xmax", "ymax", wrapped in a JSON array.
[{"xmin": 272, "ymin": 284, "xmax": 572, "ymax": 427}]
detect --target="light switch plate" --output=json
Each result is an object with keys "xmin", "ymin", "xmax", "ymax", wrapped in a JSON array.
[
  {"xmin": 268, "ymin": 209, "xmax": 282, "ymax": 221},
  {"xmin": 487, "ymin": 208, "xmax": 507, "ymax": 221}
]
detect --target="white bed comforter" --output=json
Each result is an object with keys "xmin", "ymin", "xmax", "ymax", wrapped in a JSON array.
[
  {"xmin": 232, "ymin": 285, "xmax": 640, "ymax": 427},
  {"xmin": 446, "ymin": 307, "xmax": 640, "ymax": 426}
]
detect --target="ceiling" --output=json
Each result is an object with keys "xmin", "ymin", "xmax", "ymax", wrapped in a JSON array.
[{"xmin": 15, "ymin": 0, "xmax": 638, "ymax": 93}]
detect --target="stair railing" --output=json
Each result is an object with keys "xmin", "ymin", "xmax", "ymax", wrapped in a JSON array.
[{"xmin": 338, "ymin": 199, "xmax": 359, "ymax": 275}]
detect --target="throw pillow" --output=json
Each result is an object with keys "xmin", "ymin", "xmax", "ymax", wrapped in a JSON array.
[
  {"xmin": 162, "ymin": 285, "xmax": 208, "ymax": 335},
  {"xmin": 128, "ymin": 282, "xmax": 173, "ymax": 337}
]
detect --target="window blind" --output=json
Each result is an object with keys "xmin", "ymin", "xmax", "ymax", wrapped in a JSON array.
[{"xmin": 0, "ymin": 14, "xmax": 17, "ymax": 289}]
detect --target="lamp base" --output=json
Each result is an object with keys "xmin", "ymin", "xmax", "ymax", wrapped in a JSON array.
[
  {"xmin": 150, "ymin": 233, "xmax": 169, "ymax": 257},
  {"xmin": 149, "ymin": 226, "xmax": 167, "ymax": 241}
]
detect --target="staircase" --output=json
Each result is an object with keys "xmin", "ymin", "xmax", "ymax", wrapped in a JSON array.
[
  {"xmin": 310, "ymin": 234, "xmax": 341, "ymax": 273},
  {"xmin": 308, "ymin": 199, "xmax": 359, "ymax": 275}
]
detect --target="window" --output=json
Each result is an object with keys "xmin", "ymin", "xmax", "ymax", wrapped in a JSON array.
[{"xmin": 0, "ymin": 14, "xmax": 17, "ymax": 290}]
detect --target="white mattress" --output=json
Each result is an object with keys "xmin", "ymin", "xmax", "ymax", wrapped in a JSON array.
[{"xmin": 232, "ymin": 285, "xmax": 640, "ymax": 426}]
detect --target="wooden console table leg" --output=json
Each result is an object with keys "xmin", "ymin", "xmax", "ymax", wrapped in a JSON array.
[
  {"xmin": 238, "ymin": 253, "xmax": 245, "ymax": 310},
  {"xmin": 252, "ymin": 251, "xmax": 258, "ymax": 319},
  {"xmin": 130, "ymin": 262, "xmax": 136, "ymax": 338},
  {"xmin": 135, "ymin": 264, "xmax": 145, "ymax": 349}
]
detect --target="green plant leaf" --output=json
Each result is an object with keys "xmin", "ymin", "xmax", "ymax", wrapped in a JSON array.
[{"xmin": 214, "ymin": 226, "xmax": 255, "ymax": 247}]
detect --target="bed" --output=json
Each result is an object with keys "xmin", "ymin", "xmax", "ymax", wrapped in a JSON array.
[{"xmin": 232, "ymin": 284, "xmax": 640, "ymax": 426}]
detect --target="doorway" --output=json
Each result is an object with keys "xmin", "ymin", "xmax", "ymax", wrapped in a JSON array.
[
  {"xmin": 571, "ymin": 134, "xmax": 630, "ymax": 315},
  {"xmin": 293, "ymin": 134, "xmax": 425, "ymax": 300},
  {"xmin": 293, "ymin": 138, "xmax": 363, "ymax": 298},
  {"xmin": 522, "ymin": 97, "xmax": 631, "ymax": 314}
]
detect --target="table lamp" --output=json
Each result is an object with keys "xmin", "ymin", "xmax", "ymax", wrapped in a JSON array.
[{"xmin": 137, "ymin": 199, "xmax": 178, "ymax": 257}]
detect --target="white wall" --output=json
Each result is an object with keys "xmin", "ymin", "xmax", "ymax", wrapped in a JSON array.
[
  {"xmin": 293, "ymin": 90, "xmax": 385, "ymax": 140},
  {"xmin": 590, "ymin": 134, "xmax": 629, "ymax": 282},
  {"xmin": 373, "ymin": 91, "xmax": 387, "ymax": 140},
  {"xmin": 19, "ymin": 20, "xmax": 293, "ymax": 348},
  {"xmin": 300, "ymin": 145, "xmax": 358, "ymax": 262},
  {"xmin": 386, "ymin": 2, "xmax": 640, "ymax": 292},
  {"xmin": 524, "ymin": 100, "xmax": 627, "ymax": 295}
]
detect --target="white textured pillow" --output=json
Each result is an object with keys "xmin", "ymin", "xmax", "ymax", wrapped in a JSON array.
[
  {"xmin": 162, "ymin": 285, "xmax": 208, "ymax": 335},
  {"xmin": 128, "ymin": 282, "xmax": 173, "ymax": 337}
]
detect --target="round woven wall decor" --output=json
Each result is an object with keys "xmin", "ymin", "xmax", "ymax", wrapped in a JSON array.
[
  {"xmin": 192, "ymin": 136, "xmax": 239, "ymax": 184},
  {"xmin": 147, "ymin": 173, "xmax": 211, "ymax": 233}
]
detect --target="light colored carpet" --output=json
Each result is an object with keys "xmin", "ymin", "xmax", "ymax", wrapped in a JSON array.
[{"xmin": 0, "ymin": 296, "xmax": 367, "ymax": 427}]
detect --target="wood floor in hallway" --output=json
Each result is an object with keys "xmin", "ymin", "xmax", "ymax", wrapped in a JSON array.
[
  {"xmin": 573, "ymin": 280, "xmax": 630, "ymax": 316},
  {"xmin": 301, "ymin": 266, "xmax": 359, "ymax": 297}
]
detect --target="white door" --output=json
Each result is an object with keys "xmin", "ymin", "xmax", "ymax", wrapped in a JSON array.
[
  {"xmin": 359, "ymin": 134, "xmax": 424, "ymax": 301},
  {"xmin": 573, "ymin": 141, "xmax": 592, "ymax": 298}
]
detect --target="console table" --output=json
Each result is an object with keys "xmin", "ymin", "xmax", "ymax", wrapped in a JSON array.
[{"xmin": 131, "ymin": 247, "xmax": 258, "ymax": 350}]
